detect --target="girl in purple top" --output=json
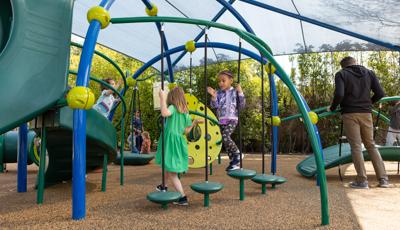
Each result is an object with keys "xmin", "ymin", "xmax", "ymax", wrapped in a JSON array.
[{"xmin": 207, "ymin": 70, "xmax": 246, "ymax": 171}]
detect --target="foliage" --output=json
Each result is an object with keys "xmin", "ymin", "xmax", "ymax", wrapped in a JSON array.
[{"xmin": 70, "ymin": 44, "xmax": 400, "ymax": 154}]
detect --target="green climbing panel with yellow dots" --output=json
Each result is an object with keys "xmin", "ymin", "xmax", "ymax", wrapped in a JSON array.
[{"xmin": 184, "ymin": 94, "xmax": 222, "ymax": 168}]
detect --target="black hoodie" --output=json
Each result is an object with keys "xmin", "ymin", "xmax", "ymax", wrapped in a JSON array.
[{"xmin": 330, "ymin": 65, "xmax": 385, "ymax": 113}]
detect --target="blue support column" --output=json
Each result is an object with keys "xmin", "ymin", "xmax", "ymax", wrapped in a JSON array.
[
  {"xmin": 17, "ymin": 123, "xmax": 28, "ymax": 193},
  {"xmin": 72, "ymin": 0, "xmax": 115, "ymax": 220},
  {"xmin": 141, "ymin": 0, "xmax": 175, "ymax": 82}
]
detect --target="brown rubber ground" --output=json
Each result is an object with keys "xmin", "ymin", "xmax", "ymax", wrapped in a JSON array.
[{"xmin": 0, "ymin": 155, "xmax": 398, "ymax": 229}]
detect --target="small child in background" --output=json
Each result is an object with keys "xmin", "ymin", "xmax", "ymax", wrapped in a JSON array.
[
  {"xmin": 133, "ymin": 111, "xmax": 144, "ymax": 151},
  {"xmin": 207, "ymin": 70, "xmax": 246, "ymax": 171},
  {"xmin": 386, "ymin": 101, "xmax": 400, "ymax": 146},
  {"xmin": 141, "ymin": 131, "xmax": 151, "ymax": 154},
  {"xmin": 93, "ymin": 78, "xmax": 122, "ymax": 118}
]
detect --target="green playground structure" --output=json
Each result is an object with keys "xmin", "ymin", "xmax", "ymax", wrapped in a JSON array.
[
  {"xmin": 291, "ymin": 97, "xmax": 400, "ymax": 178},
  {"xmin": 0, "ymin": 0, "xmax": 121, "ymax": 196},
  {"xmin": 297, "ymin": 144, "xmax": 400, "ymax": 178},
  {"xmin": 3, "ymin": 0, "xmax": 398, "ymax": 227}
]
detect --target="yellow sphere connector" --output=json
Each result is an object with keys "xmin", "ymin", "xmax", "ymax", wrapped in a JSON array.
[
  {"xmin": 87, "ymin": 6, "xmax": 110, "ymax": 29},
  {"xmin": 308, "ymin": 111, "xmax": 319, "ymax": 124},
  {"xmin": 168, "ymin": 82, "xmax": 177, "ymax": 90},
  {"xmin": 66, "ymin": 86, "xmax": 95, "ymax": 110},
  {"xmin": 126, "ymin": 78, "xmax": 136, "ymax": 87},
  {"xmin": 185, "ymin": 40, "xmax": 196, "ymax": 53},
  {"xmin": 145, "ymin": 4, "xmax": 158, "ymax": 16},
  {"xmin": 265, "ymin": 63, "xmax": 276, "ymax": 74},
  {"xmin": 272, "ymin": 116, "xmax": 281, "ymax": 126}
]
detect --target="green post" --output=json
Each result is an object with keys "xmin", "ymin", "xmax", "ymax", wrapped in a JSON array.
[
  {"xmin": 218, "ymin": 154, "xmax": 221, "ymax": 164},
  {"xmin": 162, "ymin": 203, "xmax": 168, "ymax": 209},
  {"xmin": 272, "ymin": 184, "xmax": 276, "ymax": 189},
  {"xmin": 240, "ymin": 179, "xmax": 245, "ymax": 201},
  {"xmin": 178, "ymin": 173, "xmax": 180, "ymax": 179},
  {"xmin": 0, "ymin": 135, "xmax": 4, "ymax": 173},
  {"xmin": 262, "ymin": 184, "xmax": 266, "ymax": 194},
  {"xmin": 210, "ymin": 163, "xmax": 213, "ymax": 175},
  {"xmin": 204, "ymin": 193, "xmax": 209, "ymax": 207},
  {"xmin": 120, "ymin": 119, "xmax": 125, "ymax": 186},
  {"xmin": 101, "ymin": 154, "xmax": 108, "ymax": 192},
  {"xmin": 37, "ymin": 125, "xmax": 47, "ymax": 204}
]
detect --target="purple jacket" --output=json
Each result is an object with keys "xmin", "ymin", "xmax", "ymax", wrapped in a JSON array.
[{"xmin": 210, "ymin": 87, "xmax": 245, "ymax": 124}]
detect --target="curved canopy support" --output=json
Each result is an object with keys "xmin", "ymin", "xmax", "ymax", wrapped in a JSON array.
[{"xmin": 111, "ymin": 16, "xmax": 329, "ymax": 225}]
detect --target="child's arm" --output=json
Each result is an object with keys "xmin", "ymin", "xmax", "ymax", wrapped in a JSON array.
[
  {"xmin": 184, "ymin": 119, "xmax": 204, "ymax": 135},
  {"xmin": 105, "ymin": 78, "xmax": 123, "ymax": 96},
  {"xmin": 116, "ymin": 78, "xmax": 123, "ymax": 89},
  {"xmin": 236, "ymin": 84, "xmax": 246, "ymax": 109},
  {"xmin": 159, "ymin": 90, "xmax": 172, "ymax": 117}
]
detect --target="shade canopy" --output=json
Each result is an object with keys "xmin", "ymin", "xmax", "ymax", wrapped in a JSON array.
[{"xmin": 72, "ymin": 0, "xmax": 400, "ymax": 70}]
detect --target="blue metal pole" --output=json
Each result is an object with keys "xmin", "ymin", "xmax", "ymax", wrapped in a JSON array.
[
  {"xmin": 72, "ymin": 0, "xmax": 115, "ymax": 220},
  {"xmin": 132, "ymin": 42, "xmax": 265, "ymax": 79},
  {"xmin": 171, "ymin": 0, "xmax": 236, "ymax": 67},
  {"xmin": 298, "ymin": 95, "xmax": 324, "ymax": 186},
  {"xmin": 141, "ymin": 0, "xmax": 175, "ymax": 82},
  {"xmin": 240, "ymin": 0, "xmax": 400, "ymax": 52},
  {"xmin": 215, "ymin": 0, "xmax": 255, "ymax": 34},
  {"xmin": 17, "ymin": 123, "xmax": 28, "ymax": 193}
]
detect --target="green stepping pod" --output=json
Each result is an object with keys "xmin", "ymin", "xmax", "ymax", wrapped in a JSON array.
[
  {"xmin": 227, "ymin": 169, "xmax": 256, "ymax": 179},
  {"xmin": 0, "ymin": 0, "xmax": 74, "ymax": 134},
  {"xmin": 115, "ymin": 152, "xmax": 155, "ymax": 165},
  {"xmin": 147, "ymin": 191, "xmax": 182, "ymax": 209}
]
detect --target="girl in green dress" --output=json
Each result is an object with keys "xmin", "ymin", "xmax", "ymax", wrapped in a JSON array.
[{"xmin": 155, "ymin": 86, "xmax": 202, "ymax": 205}]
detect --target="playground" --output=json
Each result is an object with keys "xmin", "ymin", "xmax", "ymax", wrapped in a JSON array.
[{"xmin": 1, "ymin": 0, "xmax": 400, "ymax": 229}]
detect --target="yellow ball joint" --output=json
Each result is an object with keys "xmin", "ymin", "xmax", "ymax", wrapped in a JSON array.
[
  {"xmin": 87, "ymin": 6, "xmax": 110, "ymax": 29},
  {"xmin": 145, "ymin": 4, "xmax": 158, "ymax": 16},
  {"xmin": 265, "ymin": 63, "xmax": 276, "ymax": 74},
  {"xmin": 185, "ymin": 40, "xmax": 196, "ymax": 53},
  {"xmin": 271, "ymin": 116, "xmax": 281, "ymax": 126},
  {"xmin": 168, "ymin": 82, "xmax": 177, "ymax": 90},
  {"xmin": 126, "ymin": 78, "xmax": 136, "ymax": 87},
  {"xmin": 308, "ymin": 111, "xmax": 319, "ymax": 124},
  {"xmin": 66, "ymin": 86, "xmax": 95, "ymax": 110}
]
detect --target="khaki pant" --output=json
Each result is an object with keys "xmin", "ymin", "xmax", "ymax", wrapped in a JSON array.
[{"xmin": 342, "ymin": 113, "xmax": 388, "ymax": 183}]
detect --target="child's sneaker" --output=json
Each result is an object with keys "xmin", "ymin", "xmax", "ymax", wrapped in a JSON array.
[
  {"xmin": 173, "ymin": 196, "xmax": 188, "ymax": 206},
  {"xmin": 156, "ymin": 184, "xmax": 168, "ymax": 191},
  {"xmin": 349, "ymin": 181, "xmax": 369, "ymax": 189},
  {"xmin": 226, "ymin": 157, "xmax": 240, "ymax": 171},
  {"xmin": 226, "ymin": 163, "xmax": 240, "ymax": 171},
  {"xmin": 378, "ymin": 179, "xmax": 390, "ymax": 188}
]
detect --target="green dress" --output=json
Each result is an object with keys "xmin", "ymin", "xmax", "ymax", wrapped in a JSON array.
[{"xmin": 155, "ymin": 105, "xmax": 192, "ymax": 173}]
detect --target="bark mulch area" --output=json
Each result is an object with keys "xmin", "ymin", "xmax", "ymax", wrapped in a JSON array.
[{"xmin": 0, "ymin": 155, "xmax": 361, "ymax": 229}]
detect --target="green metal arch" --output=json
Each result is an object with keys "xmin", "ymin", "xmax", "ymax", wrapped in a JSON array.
[{"xmin": 110, "ymin": 16, "xmax": 329, "ymax": 225}]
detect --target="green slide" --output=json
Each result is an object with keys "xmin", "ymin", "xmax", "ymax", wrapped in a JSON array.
[
  {"xmin": 0, "ymin": 106, "xmax": 117, "ymax": 186},
  {"xmin": 31, "ymin": 106, "xmax": 117, "ymax": 185},
  {"xmin": 297, "ymin": 143, "xmax": 400, "ymax": 177},
  {"xmin": 0, "ymin": 0, "xmax": 73, "ymax": 134},
  {"xmin": 0, "ymin": 0, "xmax": 118, "ymax": 185}
]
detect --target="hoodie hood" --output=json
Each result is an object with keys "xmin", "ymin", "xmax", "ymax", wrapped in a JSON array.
[{"xmin": 342, "ymin": 65, "xmax": 369, "ymax": 78}]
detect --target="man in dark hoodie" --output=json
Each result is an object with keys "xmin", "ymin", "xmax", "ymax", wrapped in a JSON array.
[{"xmin": 329, "ymin": 56, "xmax": 389, "ymax": 189}]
